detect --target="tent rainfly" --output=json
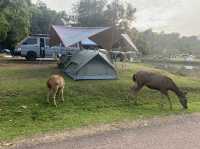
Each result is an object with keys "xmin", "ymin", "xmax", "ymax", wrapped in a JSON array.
[{"xmin": 64, "ymin": 50, "xmax": 117, "ymax": 80}]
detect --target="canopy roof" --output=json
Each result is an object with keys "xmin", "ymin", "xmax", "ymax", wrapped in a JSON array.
[
  {"xmin": 49, "ymin": 25, "xmax": 120, "ymax": 50},
  {"xmin": 121, "ymin": 34, "xmax": 139, "ymax": 52}
]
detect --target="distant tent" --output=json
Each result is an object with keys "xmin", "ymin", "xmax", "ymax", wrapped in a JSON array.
[{"xmin": 64, "ymin": 50, "xmax": 117, "ymax": 80}]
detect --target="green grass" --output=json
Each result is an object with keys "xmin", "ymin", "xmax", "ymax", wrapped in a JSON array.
[{"xmin": 0, "ymin": 62, "xmax": 200, "ymax": 141}]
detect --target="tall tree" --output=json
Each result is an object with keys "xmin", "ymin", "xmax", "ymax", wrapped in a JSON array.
[
  {"xmin": 74, "ymin": 0, "xmax": 107, "ymax": 27},
  {"xmin": 104, "ymin": 0, "xmax": 136, "ymax": 32},
  {"xmin": 30, "ymin": 1, "xmax": 68, "ymax": 34},
  {"xmin": 73, "ymin": 0, "xmax": 136, "ymax": 32}
]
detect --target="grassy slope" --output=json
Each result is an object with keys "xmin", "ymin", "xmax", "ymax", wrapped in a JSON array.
[{"xmin": 0, "ymin": 62, "xmax": 200, "ymax": 141}]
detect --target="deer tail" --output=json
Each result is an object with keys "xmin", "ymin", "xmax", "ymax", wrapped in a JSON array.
[{"xmin": 132, "ymin": 74, "xmax": 136, "ymax": 82}]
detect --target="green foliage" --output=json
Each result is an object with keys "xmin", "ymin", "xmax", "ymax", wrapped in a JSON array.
[
  {"xmin": 0, "ymin": 14, "xmax": 9, "ymax": 41},
  {"xmin": 74, "ymin": 0, "xmax": 136, "ymax": 32},
  {"xmin": 104, "ymin": 0, "xmax": 136, "ymax": 32},
  {"xmin": 30, "ymin": 2, "xmax": 68, "ymax": 34},
  {"xmin": 138, "ymin": 29, "xmax": 200, "ymax": 56},
  {"xmin": 0, "ymin": 0, "xmax": 31, "ymax": 49},
  {"xmin": 0, "ymin": 62, "xmax": 199, "ymax": 141},
  {"xmin": 74, "ymin": 0, "xmax": 108, "ymax": 27}
]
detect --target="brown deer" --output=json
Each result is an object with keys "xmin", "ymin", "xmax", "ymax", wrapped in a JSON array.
[
  {"xmin": 130, "ymin": 71, "xmax": 188, "ymax": 110},
  {"xmin": 47, "ymin": 74, "xmax": 65, "ymax": 107}
]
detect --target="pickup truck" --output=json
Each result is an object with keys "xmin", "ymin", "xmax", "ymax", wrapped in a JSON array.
[{"xmin": 14, "ymin": 35, "xmax": 77, "ymax": 61}]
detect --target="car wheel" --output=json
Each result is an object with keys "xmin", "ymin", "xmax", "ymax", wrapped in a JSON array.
[{"xmin": 26, "ymin": 51, "xmax": 37, "ymax": 61}]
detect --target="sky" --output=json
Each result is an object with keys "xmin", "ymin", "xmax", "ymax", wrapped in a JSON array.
[{"xmin": 31, "ymin": 0, "xmax": 200, "ymax": 36}]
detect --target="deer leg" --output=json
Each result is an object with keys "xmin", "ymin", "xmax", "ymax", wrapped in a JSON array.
[
  {"xmin": 167, "ymin": 95, "xmax": 173, "ymax": 110},
  {"xmin": 57, "ymin": 88, "xmax": 61, "ymax": 99},
  {"xmin": 56, "ymin": 88, "xmax": 61, "ymax": 98},
  {"xmin": 47, "ymin": 89, "xmax": 51, "ymax": 104},
  {"xmin": 53, "ymin": 87, "xmax": 59, "ymax": 107},
  {"xmin": 61, "ymin": 87, "xmax": 64, "ymax": 102},
  {"xmin": 159, "ymin": 93, "xmax": 165, "ymax": 109},
  {"xmin": 161, "ymin": 91, "xmax": 172, "ymax": 110},
  {"xmin": 127, "ymin": 87, "xmax": 133, "ymax": 101}
]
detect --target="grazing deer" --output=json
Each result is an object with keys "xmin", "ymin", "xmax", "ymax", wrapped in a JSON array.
[
  {"xmin": 47, "ymin": 74, "xmax": 65, "ymax": 107},
  {"xmin": 130, "ymin": 71, "xmax": 188, "ymax": 110}
]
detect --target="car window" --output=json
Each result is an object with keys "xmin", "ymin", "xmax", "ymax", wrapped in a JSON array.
[{"xmin": 22, "ymin": 38, "xmax": 37, "ymax": 45}]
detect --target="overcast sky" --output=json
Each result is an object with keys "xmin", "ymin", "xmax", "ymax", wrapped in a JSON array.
[{"xmin": 32, "ymin": 0, "xmax": 200, "ymax": 36}]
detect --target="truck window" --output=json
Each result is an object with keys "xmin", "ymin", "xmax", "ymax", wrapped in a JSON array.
[
  {"xmin": 22, "ymin": 38, "xmax": 37, "ymax": 45},
  {"xmin": 45, "ymin": 38, "xmax": 49, "ymax": 46}
]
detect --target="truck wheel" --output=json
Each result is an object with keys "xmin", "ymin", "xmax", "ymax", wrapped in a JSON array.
[{"xmin": 26, "ymin": 51, "xmax": 37, "ymax": 61}]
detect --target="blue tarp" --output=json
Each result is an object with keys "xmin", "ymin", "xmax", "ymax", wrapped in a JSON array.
[{"xmin": 81, "ymin": 39, "xmax": 97, "ymax": 46}]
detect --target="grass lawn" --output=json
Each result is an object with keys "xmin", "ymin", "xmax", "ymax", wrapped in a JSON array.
[{"xmin": 0, "ymin": 61, "xmax": 200, "ymax": 141}]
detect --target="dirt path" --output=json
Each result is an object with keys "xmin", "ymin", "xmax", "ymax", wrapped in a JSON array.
[{"xmin": 5, "ymin": 113, "xmax": 200, "ymax": 149}]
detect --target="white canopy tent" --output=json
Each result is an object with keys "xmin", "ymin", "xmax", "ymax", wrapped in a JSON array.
[{"xmin": 49, "ymin": 25, "xmax": 120, "ymax": 50}]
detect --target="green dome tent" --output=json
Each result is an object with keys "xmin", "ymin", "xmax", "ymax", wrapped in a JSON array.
[{"xmin": 64, "ymin": 50, "xmax": 117, "ymax": 80}]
